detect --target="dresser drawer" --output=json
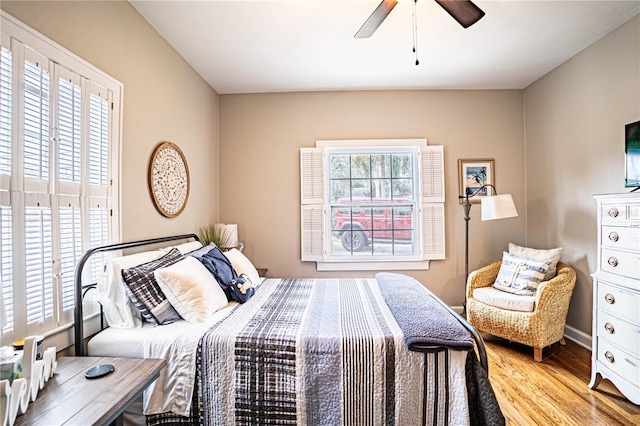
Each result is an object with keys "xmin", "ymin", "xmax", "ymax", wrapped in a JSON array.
[
  {"xmin": 601, "ymin": 248, "xmax": 640, "ymax": 280},
  {"xmin": 597, "ymin": 310, "xmax": 640, "ymax": 355},
  {"xmin": 601, "ymin": 203, "xmax": 640, "ymax": 223},
  {"xmin": 602, "ymin": 225, "xmax": 640, "ymax": 251},
  {"xmin": 597, "ymin": 338, "xmax": 640, "ymax": 387},
  {"xmin": 597, "ymin": 281, "xmax": 640, "ymax": 325}
]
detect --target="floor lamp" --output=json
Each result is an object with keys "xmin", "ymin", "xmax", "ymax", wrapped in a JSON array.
[{"xmin": 460, "ymin": 184, "xmax": 518, "ymax": 311}]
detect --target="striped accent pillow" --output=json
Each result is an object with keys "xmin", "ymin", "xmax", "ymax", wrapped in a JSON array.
[
  {"xmin": 493, "ymin": 251, "xmax": 551, "ymax": 296},
  {"xmin": 121, "ymin": 248, "xmax": 183, "ymax": 325}
]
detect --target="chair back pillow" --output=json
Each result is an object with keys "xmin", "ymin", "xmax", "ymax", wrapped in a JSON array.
[
  {"xmin": 493, "ymin": 251, "xmax": 551, "ymax": 296},
  {"xmin": 508, "ymin": 243, "xmax": 562, "ymax": 281}
]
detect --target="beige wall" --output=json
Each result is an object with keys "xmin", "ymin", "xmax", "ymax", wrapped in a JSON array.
[
  {"xmin": 219, "ymin": 90, "xmax": 526, "ymax": 306},
  {"xmin": 1, "ymin": 1, "xmax": 221, "ymax": 240},
  {"xmin": 523, "ymin": 15, "xmax": 640, "ymax": 337}
]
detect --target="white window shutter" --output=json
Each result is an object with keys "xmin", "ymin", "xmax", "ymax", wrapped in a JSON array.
[
  {"xmin": 88, "ymin": 82, "xmax": 110, "ymax": 196},
  {"xmin": 57, "ymin": 195, "xmax": 81, "ymax": 314},
  {"xmin": 421, "ymin": 203, "xmax": 445, "ymax": 260},
  {"xmin": 0, "ymin": 42, "xmax": 12, "ymax": 189},
  {"xmin": 300, "ymin": 147, "xmax": 323, "ymax": 204},
  {"xmin": 300, "ymin": 147, "xmax": 324, "ymax": 261},
  {"xmin": 24, "ymin": 193, "xmax": 55, "ymax": 334},
  {"xmin": 0, "ymin": 190, "xmax": 13, "ymax": 334},
  {"xmin": 57, "ymin": 69, "xmax": 82, "ymax": 195},
  {"xmin": 420, "ymin": 145, "xmax": 445, "ymax": 202},
  {"xmin": 301, "ymin": 204, "xmax": 324, "ymax": 261},
  {"xmin": 22, "ymin": 49, "xmax": 51, "ymax": 193},
  {"xmin": 88, "ymin": 197, "xmax": 109, "ymax": 284}
]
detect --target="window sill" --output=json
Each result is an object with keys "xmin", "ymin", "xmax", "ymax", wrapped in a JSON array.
[{"xmin": 316, "ymin": 260, "xmax": 430, "ymax": 272}]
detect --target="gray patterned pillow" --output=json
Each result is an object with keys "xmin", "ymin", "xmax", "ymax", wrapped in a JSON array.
[
  {"xmin": 121, "ymin": 248, "xmax": 183, "ymax": 325},
  {"xmin": 493, "ymin": 251, "xmax": 551, "ymax": 296}
]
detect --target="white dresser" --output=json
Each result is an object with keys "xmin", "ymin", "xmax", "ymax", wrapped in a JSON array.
[{"xmin": 589, "ymin": 192, "xmax": 640, "ymax": 405}]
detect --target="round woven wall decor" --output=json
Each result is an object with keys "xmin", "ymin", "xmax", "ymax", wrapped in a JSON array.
[{"xmin": 148, "ymin": 142, "xmax": 190, "ymax": 217}]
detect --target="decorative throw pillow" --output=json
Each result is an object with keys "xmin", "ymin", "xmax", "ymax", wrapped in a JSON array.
[
  {"xmin": 195, "ymin": 245, "xmax": 255, "ymax": 303},
  {"xmin": 223, "ymin": 248, "xmax": 261, "ymax": 288},
  {"xmin": 493, "ymin": 251, "xmax": 551, "ymax": 296},
  {"xmin": 508, "ymin": 242, "xmax": 562, "ymax": 281},
  {"xmin": 121, "ymin": 248, "xmax": 183, "ymax": 325},
  {"xmin": 154, "ymin": 256, "xmax": 228, "ymax": 323}
]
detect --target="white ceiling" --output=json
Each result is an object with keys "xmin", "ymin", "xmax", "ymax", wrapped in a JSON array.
[{"xmin": 130, "ymin": 0, "xmax": 640, "ymax": 95}]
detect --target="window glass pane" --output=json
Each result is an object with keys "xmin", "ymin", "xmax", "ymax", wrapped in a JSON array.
[
  {"xmin": 23, "ymin": 59, "xmax": 50, "ymax": 181},
  {"xmin": 351, "ymin": 180, "xmax": 370, "ymax": 200},
  {"xmin": 370, "ymin": 154, "xmax": 390, "ymax": 178},
  {"xmin": 350, "ymin": 154, "xmax": 370, "ymax": 178},
  {"xmin": 0, "ymin": 47, "xmax": 11, "ymax": 176},
  {"xmin": 329, "ymin": 154, "xmax": 350, "ymax": 179},
  {"xmin": 392, "ymin": 153, "xmax": 412, "ymax": 178},
  {"xmin": 330, "ymin": 179, "xmax": 350, "ymax": 203},
  {"xmin": 392, "ymin": 178, "xmax": 413, "ymax": 200},
  {"xmin": 58, "ymin": 78, "xmax": 82, "ymax": 184},
  {"xmin": 24, "ymin": 206, "xmax": 53, "ymax": 324},
  {"xmin": 371, "ymin": 179, "xmax": 391, "ymax": 199},
  {"xmin": 0, "ymin": 206, "xmax": 13, "ymax": 333}
]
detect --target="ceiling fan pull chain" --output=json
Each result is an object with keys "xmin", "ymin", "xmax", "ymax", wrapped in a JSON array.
[{"xmin": 413, "ymin": 0, "xmax": 419, "ymax": 65}]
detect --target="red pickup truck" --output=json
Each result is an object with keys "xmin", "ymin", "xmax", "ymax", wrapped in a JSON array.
[{"xmin": 332, "ymin": 198, "xmax": 413, "ymax": 251}]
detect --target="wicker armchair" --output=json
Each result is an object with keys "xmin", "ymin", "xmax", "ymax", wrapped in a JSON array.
[{"xmin": 466, "ymin": 261, "xmax": 577, "ymax": 362}]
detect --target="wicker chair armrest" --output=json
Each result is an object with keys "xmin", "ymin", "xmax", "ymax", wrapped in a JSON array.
[
  {"xmin": 466, "ymin": 260, "xmax": 502, "ymax": 298},
  {"xmin": 534, "ymin": 262, "xmax": 577, "ymax": 313}
]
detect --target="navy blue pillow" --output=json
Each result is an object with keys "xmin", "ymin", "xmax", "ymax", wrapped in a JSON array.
[{"xmin": 196, "ymin": 245, "xmax": 255, "ymax": 303}]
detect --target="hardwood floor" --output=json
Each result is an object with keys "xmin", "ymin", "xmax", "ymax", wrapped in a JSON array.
[{"xmin": 484, "ymin": 336, "xmax": 640, "ymax": 425}]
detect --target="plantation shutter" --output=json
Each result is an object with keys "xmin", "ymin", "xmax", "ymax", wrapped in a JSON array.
[
  {"xmin": 57, "ymin": 195, "xmax": 82, "ymax": 315},
  {"xmin": 88, "ymin": 199, "xmax": 109, "ymax": 284},
  {"xmin": 300, "ymin": 147, "xmax": 324, "ymax": 261},
  {"xmin": 57, "ymin": 68, "xmax": 82, "ymax": 195},
  {"xmin": 0, "ymin": 191, "xmax": 13, "ymax": 335},
  {"xmin": 420, "ymin": 146, "xmax": 445, "ymax": 260},
  {"xmin": 0, "ymin": 40, "xmax": 12, "ymax": 191},
  {"xmin": 24, "ymin": 193, "xmax": 54, "ymax": 335},
  {"xmin": 22, "ymin": 48, "xmax": 51, "ymax": 194},
  {"xmin": 88, "ymin": 82, "xmax": 110, "ymax": 195}
]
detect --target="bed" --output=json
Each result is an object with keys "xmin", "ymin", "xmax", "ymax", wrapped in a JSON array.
[{"xmin": 74, "ymin": 234, "xmax": 504, "ymax": 426}]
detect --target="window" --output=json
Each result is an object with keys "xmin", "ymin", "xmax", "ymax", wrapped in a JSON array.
[
  {"xmin": 300, "ymin": 139, "xmax": 445, "ymax": 271},
  {"xmin": 0, "ymin": 13, "xmax": 121, "ymax": 349}
]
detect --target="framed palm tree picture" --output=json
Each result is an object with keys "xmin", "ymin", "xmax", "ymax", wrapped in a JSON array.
[{"xmin": 458, "ymin": 158, "xmax": 495, "ymax": 204}]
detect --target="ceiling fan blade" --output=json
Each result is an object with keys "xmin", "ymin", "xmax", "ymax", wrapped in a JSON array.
[
  {"xmin": 434, "ymin": 0, "xmax": 485, "ymax": 28},
  {"xmin": 354, "ymin": 0, "xmax": 399, "ymax": 38}
]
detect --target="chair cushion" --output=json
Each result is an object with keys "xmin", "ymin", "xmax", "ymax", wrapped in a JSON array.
[
  {"xmin": 473, "ymin": 287, "xmax": 536, "ymax": 312},
  {"xmin": 509, "ymin": 242, "xmax": 562, "ymax": 281},
  {"xmin": 493, "ymin": 251, "xmax": 551, "ymax": 295}
]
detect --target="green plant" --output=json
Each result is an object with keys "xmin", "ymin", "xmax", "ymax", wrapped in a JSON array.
[{"xmin": 198, "ymin": 224, "xmax": 234, "ymax": 248}]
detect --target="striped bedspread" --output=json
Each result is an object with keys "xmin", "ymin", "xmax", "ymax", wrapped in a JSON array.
[{"xmin": 195, "ymin": 277, "xmax": 471, "ymax": 426}]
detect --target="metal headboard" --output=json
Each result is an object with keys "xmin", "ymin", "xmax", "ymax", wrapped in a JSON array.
[{"xmin": 73, "ymin": 233, "xmax": 200, "ymax": 356}]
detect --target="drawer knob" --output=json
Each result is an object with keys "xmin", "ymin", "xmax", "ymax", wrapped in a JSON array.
[
  {"xmin": 604, "ymin": 351, "xmax": 615, "ymax": 363},
  {"xmin": 604, "ymin": 293, "xmax": 615, "ymax": 304},
  {"xmin": 604, "ymin": 322, "xmax": 615, "ymax": 334},
  {"xmin": 608, "ymin": 231, "xmax": 619, "ymax": 242},
  {"xmin": 608, "ymin": 207, "xmax": 619, "ymax": 218},
  {"xmin": 607, "ymin": 257, "xmax": 618, "ymax": 267}
]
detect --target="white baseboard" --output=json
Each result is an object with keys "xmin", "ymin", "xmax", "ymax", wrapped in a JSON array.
[
  {"xmin": 451, "ymin": 305, "xmax": 464, "ymax": 315},
  {"xmin": 564, "ymin": 325, "xmax": 592, "ymax": 350}
]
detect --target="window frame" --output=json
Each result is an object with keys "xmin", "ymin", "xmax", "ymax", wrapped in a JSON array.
[{"xmin": 300, "ymin": 139, "xmax": 445, "ymax": 272}]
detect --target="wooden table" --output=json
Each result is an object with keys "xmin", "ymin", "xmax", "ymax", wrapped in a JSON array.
[{"xmin": 15, "ymin": 356, "xmax": 164, "ymax": 426}]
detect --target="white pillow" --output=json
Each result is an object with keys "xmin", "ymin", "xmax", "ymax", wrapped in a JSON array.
[
  {"xmin": 160, "ymin": 240, "xmax": 203, "ymax": 255},
  {"xmin": 508, "ymin": 242, "xmax": 562, "ymax": 281},
  {"xmin": 223, "ymin": 248, "xmax": 261, "ymax": 286},
  {"xmin": 154, "ymin": 256, "xmax": 228, "ymax": 323},
  {"xmin": 97, "ymin": 250, "xmax": 165, "ymax": 328}
]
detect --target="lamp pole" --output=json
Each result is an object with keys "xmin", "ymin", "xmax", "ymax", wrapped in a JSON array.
[{"xmin": 459, "ymin": 184, "xmax": 498, "ymax": 314}]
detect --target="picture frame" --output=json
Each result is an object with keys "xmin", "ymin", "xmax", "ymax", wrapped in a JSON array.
[{"xmin": 458, "ymin": 158, "xmax": 495, "ymax": 204}]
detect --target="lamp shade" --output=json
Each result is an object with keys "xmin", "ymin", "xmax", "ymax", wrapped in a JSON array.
[
  {"xmin": 214, "ymin": 223, "xmax": 239, "ymax": 248},
  {"xmin": 481, "ymin": 194, "xmax": 518, "ymax": 221}
]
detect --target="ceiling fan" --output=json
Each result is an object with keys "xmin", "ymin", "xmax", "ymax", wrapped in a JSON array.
[{"xmin": 354, "ymin": 0, "xmax": 485, "ymax": 39}]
